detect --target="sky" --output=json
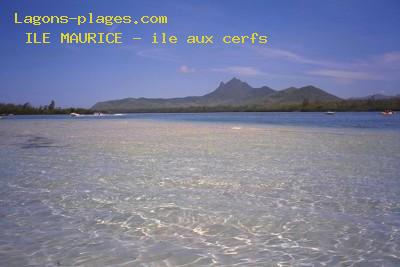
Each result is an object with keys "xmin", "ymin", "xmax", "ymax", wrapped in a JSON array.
[{"xmin": 1, "ymin": 0, "xmax": 400, "ymax": 107}]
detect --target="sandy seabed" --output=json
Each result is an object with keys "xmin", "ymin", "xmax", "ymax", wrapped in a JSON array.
[{"xmin": 0, "ymin": 119, "xmax": 400, "ymax": 266}]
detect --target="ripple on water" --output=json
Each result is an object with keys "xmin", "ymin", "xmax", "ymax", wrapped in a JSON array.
[{"xmin": 0, "ymin": 120, "xmax": 399, "ymax": 266}]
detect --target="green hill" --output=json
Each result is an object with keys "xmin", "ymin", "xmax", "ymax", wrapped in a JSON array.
[{"xmin": 92, "ymin": 78, "xmax": 341, "ymax": 112}]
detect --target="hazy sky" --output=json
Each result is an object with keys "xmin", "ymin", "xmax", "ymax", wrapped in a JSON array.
[{"xmin": 1, "ymin": 0, "xmax": 400, "ymax": 107}]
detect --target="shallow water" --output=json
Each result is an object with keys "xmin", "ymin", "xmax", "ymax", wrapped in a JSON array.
[
  {"xmin": 8, "ymin": 111, "xmax": 400, "ymax": 130},
  {"xmin": 0, "ymin": 116, "xmax": 400, "ymax": 266}
]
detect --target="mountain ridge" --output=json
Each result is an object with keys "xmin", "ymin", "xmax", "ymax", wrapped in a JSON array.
[
  {"xmin": 92, "ymin": 78, "xmax": 342, "ymax": 112},
  {"xmin": 349, "ymin": 94, "xmax": 400, "ymax": 101}
]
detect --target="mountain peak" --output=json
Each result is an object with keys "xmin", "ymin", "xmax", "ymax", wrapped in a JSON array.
[
  {"xmin": 301, "ymin": 85, "xmax": 320, "ymax": 90},
  {"xmin": 203, "ymin": 78, "xmax": 274, "ymax": 102},
  {"xmin": 215, "ymin": 78, "xmax": 246, "ymax": 90},
  {"xmin": 228, "ymin": 77, "xmax": 241, "ymax": 82},
  {"xmin": 225, "ymin": 77, "xmax": 245, "ymax": 86},
  {"xmin": 208, "ymin": 78, "xmax": 252, "ymax": 99}
]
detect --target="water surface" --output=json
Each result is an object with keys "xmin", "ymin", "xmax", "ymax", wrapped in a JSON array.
[
  {"xmin": 0, "ymin": 113, "xmax": 399, "ymax": 266},
  {"xmin": 7, "ymin": 112, "xmax": 400, "ymax": 130}
]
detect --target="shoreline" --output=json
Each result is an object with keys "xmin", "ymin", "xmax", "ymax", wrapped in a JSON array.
[{"xmin": 2, "ymin": 114, "xmax": 399, "ymax": 136}]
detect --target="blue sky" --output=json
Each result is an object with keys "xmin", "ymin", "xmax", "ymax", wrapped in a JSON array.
[{"xmin": 1, "ymin": 0, "xmax": 400, "ymax": 107}]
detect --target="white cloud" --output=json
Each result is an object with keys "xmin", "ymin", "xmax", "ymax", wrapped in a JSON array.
[
  {"xmin": 212, "ymin": 66, "xmax": 264, "ymax": 76},
  {"xmin": 136, "ymin": 49, "xmax": 179, "ymax": 62},
  {"xmin": 253, "ymin": 47, "xmax": 332, "ymax": 66},
  {"xmin": 379, "ymin": 51, "xmax": 400, "ymax": 64},
  {"xmin": 253, "ymin": 47, "xmax": 400, "ymax": 81},
  {"xmin": 308, "ymin": 69, "xmax": 383, "ymax": 80},
  {"xmin": 179, "ymin": 65, "xmax": 195, "ymax": 73}
]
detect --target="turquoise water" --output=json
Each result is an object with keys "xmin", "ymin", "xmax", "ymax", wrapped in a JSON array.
[
  {"xmin": 6, "ymin": 112, "xmax": 400, "ymax": 130},
  {"xmin": 0, "ymin": 113, "xmax": 400, "ymax": 266}
]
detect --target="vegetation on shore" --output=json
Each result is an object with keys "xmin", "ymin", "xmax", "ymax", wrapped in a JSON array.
[
  {"xmin": 0, "ymin": 101, "xmax": 91, "ymax": 115},
  {"xmin": 1, "ymin": 98, "xmax": 399, "ymax": 116},
  {"xmin": 92, "ymin": 98, "xmax": 400, "ymax": 113}
]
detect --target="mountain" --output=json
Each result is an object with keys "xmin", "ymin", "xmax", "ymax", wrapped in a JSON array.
[
  {"xmin": 202, "ymin": 78, "xmax": 276, "ymax": 104},
  {"xmin": 265, "ymin": 85, "xmax": 341, "ymax": 104},
  {"xmin": 92, "ymin": 78, "xmax": 342, "ymax": 112},
  {"xmin": 349, "ymin": 94, "xmax": 400, "ymax": 101}
]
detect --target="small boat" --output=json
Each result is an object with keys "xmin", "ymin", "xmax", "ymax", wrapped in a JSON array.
[
  {"xmin": 325, "ymin": 111, "xmax": 336, "ymax": 115},
  {"xmin": 70, "ymin": 113, "xmax": 81, "ymax": 117},
  {"xmin": 381, "ymin": 110, "xmax": 394, "ymax": 115},
  {"xmin": 93, "ymin": 112, "xmax": 105, "ymax": 116}
]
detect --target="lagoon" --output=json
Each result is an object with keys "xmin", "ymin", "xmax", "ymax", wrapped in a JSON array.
[{"xmin": 0, "ymin": 113, "xmax": 399, "ymax": 266}]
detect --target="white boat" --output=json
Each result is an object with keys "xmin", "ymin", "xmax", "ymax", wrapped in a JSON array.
[
  {"xmin": 381, "ymin": 111, "xmax": 394, "ymax": 115},
  {"xmin": 70, "ymin": 113, "xmax": 81, "ymax": 117},
  {"xmin": 325, "ymin": 111, "xmax": 336, "ymax": 115}
]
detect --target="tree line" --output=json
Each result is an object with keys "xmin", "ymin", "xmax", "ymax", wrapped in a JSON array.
[
  {"xmin": 93, "ymin": 98, "xmax": 400, "ymax": 113},
  {"xmin": 1, "ymin": 98, "xmax": 399, "ymax": 115},
  {"xmin": 0, "ymin": 100, "xmax": 91, "ymax": 115}
]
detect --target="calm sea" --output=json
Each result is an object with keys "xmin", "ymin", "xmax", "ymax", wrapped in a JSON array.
[
  {"xmin": 5, "ymin": 112, "xmax": 400, "ymax": 130},
  {"xmin": 0, "ymin": 112, "xmax": 399, "ymax": 266}
]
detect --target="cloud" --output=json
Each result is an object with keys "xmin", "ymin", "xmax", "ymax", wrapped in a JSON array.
[
  {"xmin": 253, "ymin": 47, "xmax": 400, "ymax": 81},
  {"xmin": 379, "ymin": 51, "xmax": 400, "ymax": 64},
  {"xmin": 136, "ymin": 48, "xmax": 179, "ymax": 62},
  {"xmin": 308, "ymin": 69, "xmax": 383, "ymax": 80},
  {"xmin": 253, "ymin": 47, "xmax": 332, "ymax": 66},
  {"xmin": 212, "ymin": 66, "xmax": 264, "ymax": 76},
  {"xmin": 252, "ymin": 47, "xmax": 377, "ymax": 70},
  {"xmin": 255, "ymin": 47, "xmax": 400, "ymax": 68},
  {"xmin": 179, "ymin": 65, "xmax": 195, "ymax": 73}
]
